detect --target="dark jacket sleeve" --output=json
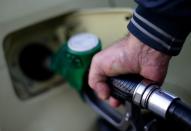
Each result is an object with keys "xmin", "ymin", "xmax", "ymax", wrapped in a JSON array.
[{"xmin": 128, "ymin": 0, "xmax": 191, "ymax": 55}]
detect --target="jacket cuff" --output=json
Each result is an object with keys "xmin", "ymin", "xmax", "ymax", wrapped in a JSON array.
[{"xmin": 128, "ymin": 6, "xmax": 190, "ymax": 56}]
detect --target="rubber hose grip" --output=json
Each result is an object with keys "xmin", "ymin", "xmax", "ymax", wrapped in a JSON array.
[{"xmin": 108, "ymin": 74, "xmax": 142, "ymax": 102}]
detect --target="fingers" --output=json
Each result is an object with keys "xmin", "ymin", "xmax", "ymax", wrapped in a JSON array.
[
  {"xmin": 88, "ymin": 37, "xmax": 134, "ymax": 107},
  {"xmin": 94, "ymin": 82, "xmax": 110, "ymax": 100},
  {"xmin": 88, "ymin": 54, "xmax": 110, "ymax": 100}
]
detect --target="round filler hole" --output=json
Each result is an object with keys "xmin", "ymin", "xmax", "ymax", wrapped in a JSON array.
[{"xmin": 19, "ymin": 43, "xmax": 54, "ymax": 81}]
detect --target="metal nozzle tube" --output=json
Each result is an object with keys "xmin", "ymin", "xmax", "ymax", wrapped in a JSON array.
[{"xmin": 109, "ymin": 75, "xmax": 178, "ymax": 118}]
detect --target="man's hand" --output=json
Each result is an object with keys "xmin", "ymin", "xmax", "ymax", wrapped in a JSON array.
[{"xmin": 88, "ymin": 33, "xmax": 171, "ymax": 107}]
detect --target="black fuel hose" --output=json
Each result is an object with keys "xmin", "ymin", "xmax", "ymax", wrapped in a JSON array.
[{"xmin": 167, "ymin": 99, "xmax": 191, "ymax": 128}]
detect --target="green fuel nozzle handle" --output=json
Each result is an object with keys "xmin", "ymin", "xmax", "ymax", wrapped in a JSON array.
[{"xmin": 50, "ymin": 33, "xmax": 101, "ymax": 94}]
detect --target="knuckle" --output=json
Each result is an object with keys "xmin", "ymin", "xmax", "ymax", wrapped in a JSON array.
[
  {"xmin": 88, "ymin": 57, "xmax": 99, "ymax": 89},
  {"xmin": 91, "ymin": 53, "xmax": 100, "ymax": 65},
  {"xmin": 88, "ymin": 52, "xmax": 105, "ymax": 89},
  {"xmin": 88, "ymin": 75, "xmax": 94, "ymax": 88}
]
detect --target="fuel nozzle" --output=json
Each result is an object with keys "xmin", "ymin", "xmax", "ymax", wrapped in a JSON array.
[
  {"xmin": 108, "ymin": 75, "xmax": 178, "ymax": 118},
  {"xmin": 50, "ymin": 33, "xmax": 191, "ymax": 129},
  {"xmin": 109, "ymin": 75, "xmax": 191, "ymax": 128},
  {"xmin": 50, "ymin": 33, "xmax": 101, "ymax": 93}
]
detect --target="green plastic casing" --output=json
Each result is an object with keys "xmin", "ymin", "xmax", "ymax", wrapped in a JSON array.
[{"xmin": 50, "ymin": 39, "xmax": 101, "ymax": 94}]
